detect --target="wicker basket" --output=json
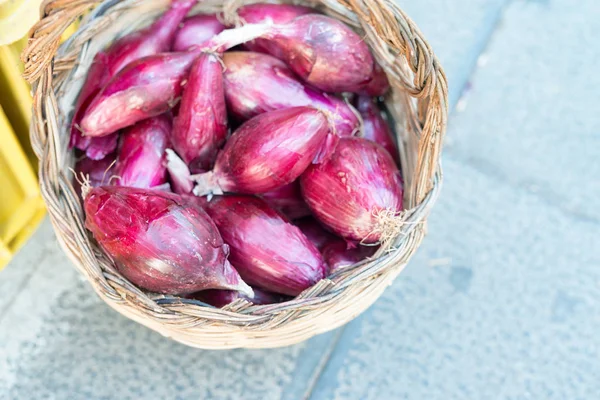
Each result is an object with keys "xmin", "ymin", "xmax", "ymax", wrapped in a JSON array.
[{"xmin": 22, "ymin": 0, "xmax": 447, "ymax": 349}]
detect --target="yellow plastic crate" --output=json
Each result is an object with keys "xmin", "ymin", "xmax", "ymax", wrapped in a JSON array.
[
  {"xmin": 0, "ymin": 104, "xmax": 46, "ymax": 270},
  {"xmin": 0, "ymin": 9, "xmax": 79, "ymax": 269},
  {"xmin": 0, "ymin": 37, "xmax": 35, "ymax": 165},
  {"xmin": 0, "ymin": 0, "xmax": 44, "ymax": 45}
]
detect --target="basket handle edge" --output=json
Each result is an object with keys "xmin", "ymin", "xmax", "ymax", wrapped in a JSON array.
[{"xmin": 21, "ymin": 0, "xmax": 102, "ymax": 84}]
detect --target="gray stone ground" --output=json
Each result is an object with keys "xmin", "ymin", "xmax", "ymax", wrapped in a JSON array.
[{"xmin": 1, "ymin": 0, "xmax": 599, "ymax": 398}]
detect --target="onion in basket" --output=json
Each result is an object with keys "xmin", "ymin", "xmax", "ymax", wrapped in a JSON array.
[
  {"xmin": 113, "ymin": 114, "xmax": 171, "ymax": 188},
  {"xmin": 294, "ymin": 217, "xmax": 336, "ymax": 251},
  {"xmin": 235, "ymin": 3, "xmax": 315, "ymax": 55},
  {"xmin": 171, "ymin": 53, "xmax": 227, "ymax": 172},
  {"xmin": 84, "ymin": 186, "xmax": 252, "ymax": 295},
  {"xmin": 300, "ymin": 137, "xmax": 404, "ymax": 243},
  {"xmin": 73, "ymin": 153, "xmax": 116, "ymax": 198},
  {"xmin": 172, "ymin": 14, "xmax": 225, "ymax": 51},
  {"xmin": 205, "ymin": 196, "xmax": 327, "ymax": 296},
  {"xmin": 356, "ymin": 96, "xmax": 399, "ymax": 165},
  {"xmin": 239, "ymin": 15, "xmax": 376, "ymax": 93},
  {"xmin": 261, "ymin": 181, "xmax": 312, "ymax": 220},
  {"xmin": 222, "ymin": 51, "xmax": 359, "ymax": 136},
  {"xmin": 70, "ymin": 0, "xmax": 197, "ymax": 158},
  {"xmin": 193, "ymin": 107, "xmax": 331, "ymax": 196},
  {"xmin": 187, "ymin": 287, "xmax": 285, "ymax": 308},
  {"xmin": 80, "ymin": 23, "xmax": 274, "ymax": 137},
  {"xmin": 322, "ymin": 239, "xmax": 378, "ymax": 274},
  {"xmin": 360, "ymin": 62, "xmax": 390, "ymax": 97}
]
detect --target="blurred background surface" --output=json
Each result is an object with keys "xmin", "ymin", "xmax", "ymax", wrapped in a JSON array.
[{"xmin": 1, "ymin": 0, "xmax": 599, "ymax": 399}]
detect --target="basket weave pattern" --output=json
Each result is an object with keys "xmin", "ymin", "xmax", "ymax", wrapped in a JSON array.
[{"xmin": 22, "ymin": 0, "xmax": 447, "ymax": 349}]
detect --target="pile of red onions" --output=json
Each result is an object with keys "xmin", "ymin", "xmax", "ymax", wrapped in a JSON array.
[{"xmin": 74, "ymin": 2, "xmax": 404, "ymax": 308}]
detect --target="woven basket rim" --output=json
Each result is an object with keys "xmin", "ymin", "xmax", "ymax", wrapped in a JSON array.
[{"xmin": 22, "ymin": 0, "xmax": 447, "ymax": 349}]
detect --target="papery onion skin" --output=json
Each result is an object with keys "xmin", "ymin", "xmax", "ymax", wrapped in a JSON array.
[
  {"xmin": 293, "ymin": 217, "xmax": 336, "ymax": 251},
  {"xmin": 172, "ymin": 53, "xmax": 227, "ymax": 171},
  {"xmin": 356, "ymin": 96, "xmax": 399, "ymax": 165},
  {"xmin": 262, "ymin": 181, "xmax": 312, "ymax": 220},
  {"xmin": 259, "ymin": 15, "xmax": 375, "ymax": 93},
  {"xmin": 300, "ymin": 137, "xmax": 403, "ymax": 243},
  {"xmin": 165, "ymin": 149, "xmax": 195, "ymax": 194},
  {"xmin": 84, "ymin": 186, "xmax": 251, "ymax": 295},
  {"xmin": 236, "ymin": 3, "xmax": 315, "ymax": 56},
  {"xmin": 187, "ymin": 286, "xmax": 285, "ymax": 307},
  {"xmin": 172, "ymin": 14, "xmax": 225, "ymax": 51},
  {"xmin": 322, "ymin": 239, "xmax": 377, "ymax": 274},
  {"xmin": 196, "ymin": 106, "xmax": 330, "ymax": 195},
  {"xmin": 80, "ymin": 23, "xmax": 272, "ymax": 137},
  {"xmin": 222, "ymin": 51, "xmax": 358, "ymax": 136},
  {"xmin": 70, "ymin": 0, "xmax": 197, "ymax": 156},
  {"xmin": 205, "ymin": 195, "xmax": 327, "ymax": 296},
  {"xmin": 114, "ymin": 114, "xmax": 171, "ymax": 188}
]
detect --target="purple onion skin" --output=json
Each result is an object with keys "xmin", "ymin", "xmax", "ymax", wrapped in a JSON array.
[
  {"xmin": 114, "ymin": 115, "xmax": 171, "ymax": 188},
  {"xmin": 294, "ymin": 217, "xmax": 336, "ymax": 251},
  {"xmin": 172, "ymin": 53, "xmax": 227, "ymax": 171},
  {"xmin": 73, "ymin": 153, "xmax": 117, "ymax": 198},
  {"xmin": 261, "ymin": 15, "xmax": 374, "ymax": 93},
  {"xmin": 70, "ymin": 0, "xmax": 197, "ymax": 155},
  {"xmin": 300, "ymin": 137, "xmax": 403, "ymax": 243},
  {"xmin": 204, "ymin": 106, "xmax": 330, "ymax": 195},
  {"xmin": 172, "ymin": 14, "xmax": 225, "ymax": 51},
  {"xmin": 70, "ymin": 53, "xmax": 119, "ymax": 160},
  {"xmin": 165, "ymin": 149, "xmax": 195, "ymax": 194},
  {"xmin": 356, "ymin": 96, "xmax": 399, "ymax": 165},
  {"xmin": 82, "ymin": 131, "xmax": 119, "ymax": 161},
  {"xmin": 84, "ymin": 186, "xmax": 251, "ymax": 295},
  {"xmin": 80, "ymin": 51, "xmax": 198, "ymax": 137},
  {"xmin": 187, "ymin": 287, "xmax": 285, "ymax": 307},
  {"xmin": 360, "ymin": 62, "xmax": 389, "ymax": 97},
  {"xmin": 322, "ymin": 239, "xmax": 377, "ymax": 274},
  {"xmin": 236, "ymin": 3, "xmax": 314, "ymax": 56},
  {"xmin": 205, "ymin": 196, "xmax": 326, "ymax": 296},
  {"xmin": 80, "ymin": 24, "xmax": 272, "ymax": 137},
  {"xmin": 262, "ymin": 181, "xmax": 312, "ymax": 220},
  {"xmin": 222, "ymin": 52, "xmax": 358, "ymax": 136}
]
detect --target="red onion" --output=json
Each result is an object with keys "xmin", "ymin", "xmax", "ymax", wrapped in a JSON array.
[
  {"xmin": 294, "ymin": 217, "xmax": 335, "ymax": 251},
  {"xmin": 237, "ymin": 3, "xmax": 314, "ymax": 24},
  {"xmin": 222, "ymin": 51, "xmax": 359, "ymax": 136},
  {"xmin": 187, "ymin": 287, "xmax": 284, "ymax": 307},
  {"xmin": 261, "ymin": 181, "xmax": 311, "ymax": 220},
  {"xmin": 114, "ymin": 115, "xmax": 170, "ymax": 188},
  {"xmin": 80, "ymin": 23, "xmax": 273, "ymax": 137},
  {"xmin": 84, "ymin": 186, "xmax": 251, "ymax": 295},
  {"xmin": 194, "ymin": 107, "xmax": 330, "ymax": 196},
  {"xmin": 172, "ymin": 14, "xmax": 225, "ymax": 51},
  {"xmin": 356, "ymin": 96, "xmax": 399, "ymax": 165},
  {"xmin": 322, "ymin": 239, "xmax": 377, "ymax": 274},
  {"xmin": 360, "ymin": 62, "xmax": 389, "ymax": 97},
  {"xmin": 70, "ymin": 0, "xmax": 197, "ymax": 157},
  {"xmin": 69, "ymin": 52, "xmax": 119, "ymax": 160},
  {"xmin": 172, "ymin": 53, "xmax": 227, "ymax": 171},
  {"xmin": 73, "ymin": 153, "xmax": 116, "ymax": 198},
  {"xmin": 205, "ymin": 195, "xmax": 326, "ymax": 296},
  {"xmin": 245, "ymin": 15, "xmax": 375, "ymax": 93},
  {"xmin": 80, "ymin": 130, "xmax": 119, "ymax": 161},
  {"xmin": 236, "ymin": 3, "xmax": 314, "ymax": 56},
  {"xmin": 300, "ymin": 137, "xmax": 403, "ymax": 243}
]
